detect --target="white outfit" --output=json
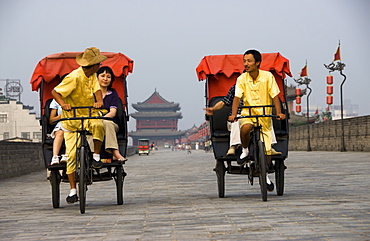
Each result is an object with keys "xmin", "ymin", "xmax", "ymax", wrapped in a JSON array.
[
  {"xmin": 49, "ymin": 99, "xmax": 63, "ymax": 138},
  {"xmin": 271, "ymin": 122, "xmax": 277, "ymax": 145},
  {"xmin": 227, "ymin": 119, "xmax": 277, "ymax": 147},
  {"xmin": 227, "ymin": 121, "xmax": 241, "ymax": 147}
]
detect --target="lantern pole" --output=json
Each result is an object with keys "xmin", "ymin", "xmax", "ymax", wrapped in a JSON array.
[
  {"xmin": 339, "ymin": 67, "xmax": 347, "ymax": 152},
  {"xmin": 306, "ymin": 85, "xmax": 312, "ymax": 151},
  {"xmin": 294, "ymin": 76, "xmax": 312, "ymax": 152},
  {"xmin": 324, "ymin": 60, "xmax": 346, "ymax": 152}
]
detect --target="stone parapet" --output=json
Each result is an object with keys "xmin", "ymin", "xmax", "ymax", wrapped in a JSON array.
[
  {"xmin": 0, "ymin": 143, "xmax": 137, "ymax": 179},
  {"xmin": 0, "ymin": 142, "xmax": 43, "ymax": 179},
  {"xmin": 289, "ymin": 115, "xmax": 370, "ymax": 152}
]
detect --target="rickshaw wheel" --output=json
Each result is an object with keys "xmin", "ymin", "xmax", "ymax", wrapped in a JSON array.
[
  {"xmin": 275, "ymin": 160, "xmax": 285, "ymax": 196},
  {"xmin": 215, "ymin": 160, "xmax": 226, "ymax": 198},
  {"xmin": 115, "ymin": 165, "xmax": 125, "ymax": 205},
  {"xmin": 50, "ymin": 170, "xmax": 61, "ymax": 208},
  {"xmin": 79, "ymin": 146, "xmax": 88, "ymax": 214},
  {"xmin": 257, "ymin": 141, "xmax": 267, "ymax": 201}
]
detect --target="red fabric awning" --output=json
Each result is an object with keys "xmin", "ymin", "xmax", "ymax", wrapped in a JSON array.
[
  {"xmin": 196, "ymin": 53, "xmax": 292, "ymax": 81},
  {"xmin": 195, "ymin": 53, "xmax": 292, "ymax": 102},
  {"xmin": 30, "ymin": 52, "xmax": 134, "ymax": 91},
  {"xmin": 30, "ymin": 51, "xmax": 134, "ymax": 113}
]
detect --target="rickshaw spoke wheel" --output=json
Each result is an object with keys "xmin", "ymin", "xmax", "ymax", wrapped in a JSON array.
[
  {"xmin": 248, "ymin": 163, "xmax": 254, "ymax": 185},
  {"xmin": 215, "ymin": 160, "xmax": 226, "ymax": 198},
  {"xmin": 257, "ymin": 141, "xmax": 267, "ymax": 201},
  {"xmin": 50, "ymin": 170, "xmax": 61, "ymax": 208},
  {"xmin": 275, "ymin": 160, "xmax": 285, "ymax": 196},
  {"xmin": 79, "ymin": 146, "xmax": 88, "ymax": 214},
  {"xmin": 115, "ymin": 165, "xmax": 125, "ymax": 205}
]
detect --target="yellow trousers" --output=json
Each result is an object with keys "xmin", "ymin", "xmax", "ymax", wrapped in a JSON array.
[
  {"xmin": 64, "ymin": 119, "xmax": 104, "ymax": 174},
  {"xmin": 239, "ymin": 117, "xmax": 273, "ymax": 155}
]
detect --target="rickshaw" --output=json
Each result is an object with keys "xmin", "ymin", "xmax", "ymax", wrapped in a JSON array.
[
  {"xmin": 30, "ymin": 51, "xmax": 134, "ymax": 213},
  {"xmin": 196, "ymin": 53, "xmax": 292, "ymax": 201},
  {"xmin": 138, "ymin": 139, "xmax": 150, "ymax": 155}
]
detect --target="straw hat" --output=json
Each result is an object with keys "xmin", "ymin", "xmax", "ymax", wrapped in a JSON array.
[{"xmin": 76, "ymin": 47, "xmax": 107, "ymax": 66}]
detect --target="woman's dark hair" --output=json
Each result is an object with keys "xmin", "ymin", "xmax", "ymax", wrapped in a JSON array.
[
  {"xmin": 243, "ymin": 49, "xmax": 262, "ymax": 67},
  {"xmin": 97, "ymin": 66, "xmax": 115, "ymax": 90}
]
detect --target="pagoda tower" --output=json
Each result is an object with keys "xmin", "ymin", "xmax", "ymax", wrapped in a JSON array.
[{"xmin": 129, "ymin": 90, "xmax": 185, "ymax": 147}]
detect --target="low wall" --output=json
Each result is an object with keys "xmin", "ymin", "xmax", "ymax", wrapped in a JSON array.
[
  {"xmin": 0, "ymin": 142, "xmax": 44, "ymax": 179},
  {"xmin": 127, "ymin": 146, "xmax": 138, "ymax": 156},
  {"xmin": 289, "ymin": 115, "xmax": 370, "ymax": 152},
  {"xmin": 0, "ymin": 143, "xmax": 138, "ymax": 180}
]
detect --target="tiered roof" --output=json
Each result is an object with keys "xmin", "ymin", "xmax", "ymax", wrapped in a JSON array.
[
  {"xmin": 132, "ymin": 90, "xmax": 180, "ymax": 112},
  {"xmin": 131, "ymin": 112, "xmax": 182, "ymax": 118}
]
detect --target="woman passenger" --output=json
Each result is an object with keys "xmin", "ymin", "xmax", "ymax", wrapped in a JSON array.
[{"xmin": 97, "ymin": 66, "xmax": 127, "ymax": 162}]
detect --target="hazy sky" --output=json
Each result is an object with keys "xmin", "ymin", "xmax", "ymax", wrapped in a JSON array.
[{"xmin": 1, "ymin": 0, "xmax": 369, "ymax": 131}]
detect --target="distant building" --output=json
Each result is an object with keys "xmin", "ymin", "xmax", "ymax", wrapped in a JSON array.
[
  {"xmin": 331, "ymin": 99, "xmax": 359, "ymax": 120},
  {"xmin": 0, "ymin": 98, "xmax": 41, "ymax": 142},
  {"xmin": 286, "ymin": 84, "xmax": 298, "ymax": 114},
  {"xmin": 129, "ymin": 90, "xmax": 185, "ymax": 147},
  {"xmin": 184, "ymin": 121, "xmax": 210, "ymax": 144},
  {"xmin": 302, "ymin": 105, "xmax": 322, "ymax": 117}
]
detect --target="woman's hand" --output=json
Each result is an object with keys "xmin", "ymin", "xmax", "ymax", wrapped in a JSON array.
[{"xmin": 204, "ymin": 107, "xmax": 214, "ymax": 116}]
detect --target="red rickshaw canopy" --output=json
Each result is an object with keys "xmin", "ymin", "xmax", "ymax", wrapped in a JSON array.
[
  {"xmin": 30, "ymin": 51, "xmax": 134, "ymax": 113},
  {"xmin": 30, "ymin": 52, "xmax": 133, "ymax": 91},
  {"xmin": 196, "ymin": 53, "xmax": 292, "ymax": 102}
]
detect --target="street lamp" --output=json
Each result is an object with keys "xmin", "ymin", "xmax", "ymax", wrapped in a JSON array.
[
  {"xmin": 294, "ymin": 70, "xmax": 312, "ymax": 152},
  {"xmin": 324, "ymin": 43, "xmax": 346, "ymax": 152}
]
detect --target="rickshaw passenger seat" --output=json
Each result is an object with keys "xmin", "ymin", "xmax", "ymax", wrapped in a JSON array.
[
  {"xmin": 209, "ymin": 97, "xmax": 230, "ymax": 138},
  {"xmin": 272, "ymin": 103, "xmax": 288, "ymax": 136},
  {"xmin": 115, "ymin": 98, "xmax": 127, "ymax": 140},
  {"xmin": 273, "ymin": 118, "xmax": 288, "ymax": 136},
  {"xmin": 43, "ymin": 98, "xmax": 56, "ymax": 145}
]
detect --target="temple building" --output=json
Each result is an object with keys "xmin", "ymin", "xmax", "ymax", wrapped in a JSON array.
[{"xmin": 129, "ymin": 90, "xmax": 185, "ymax": 147}]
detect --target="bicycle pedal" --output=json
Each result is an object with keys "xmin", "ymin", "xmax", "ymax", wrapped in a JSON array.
[{"xmin": 92, "ymin": 160, "xmax": 103, "ymax": 169}]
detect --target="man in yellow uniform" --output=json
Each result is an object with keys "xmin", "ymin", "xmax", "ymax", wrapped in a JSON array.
[
  {"xmin": 52, "ymin": 47, "xmax": 107, "ymax": 204},
  {"xmin": 228, "ymin": 49, "xmax": 285, "ymax": 192}
]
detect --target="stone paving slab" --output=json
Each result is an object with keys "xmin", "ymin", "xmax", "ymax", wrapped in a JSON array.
[{"xmin": 0, "ymin": 150, "xmax": 369, "ymax": 240}]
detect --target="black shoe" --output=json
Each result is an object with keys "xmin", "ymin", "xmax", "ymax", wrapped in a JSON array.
[
  {"xmin": 267, "ymin": 182, "xmax": 274, "ymax": 192},
  {"xmin": 92, "ymin": 160, "xmax": 103, "ymax": 169},
  {"xmin": 237, "ymin": 157, "xmax": 248, "ymax": 166},
  {"xmin": 66, "ymin": 194, "xmax": 78, "ymax": 204}
]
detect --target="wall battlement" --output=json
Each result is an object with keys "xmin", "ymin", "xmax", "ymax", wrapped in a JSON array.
[
  {"xmin": 0, "ymin": 144, "xmax": 137, "ymax": 180},
  {"xmin": 289, "ymin": 115, "xmax": 370, "ymax": 152}
]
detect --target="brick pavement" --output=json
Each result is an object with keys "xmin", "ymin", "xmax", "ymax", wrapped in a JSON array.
[{"xmin": 0, "ymin": 150, "xmax": 369, "ymax": 240}]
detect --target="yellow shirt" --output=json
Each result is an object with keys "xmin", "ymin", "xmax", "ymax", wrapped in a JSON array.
[
  {"xmin": 235, "ymin": 70, "xmax": 280, "ymax": 117},
  {"xmin": 54, "ymin": 67, "xmax": 101, "ymax": 131}
]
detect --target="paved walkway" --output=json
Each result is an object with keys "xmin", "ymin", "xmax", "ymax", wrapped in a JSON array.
[{"xmin": 0, "ymin": 150, "xmax": 369, "ymax": 240}]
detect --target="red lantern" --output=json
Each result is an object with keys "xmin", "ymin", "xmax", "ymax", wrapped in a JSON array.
[
  {"xmin": 295, "ymin": 88, "xmax": 301, "ymax": 96},
  {"xmin": 296, "ymin": 105, "xmax": 301, "ymax": 113},
  {"xmin": 326, "ymin": 95, "xmax": 333, "ymax": 105},
  {"xmin": 327, "ymin": 75, "xmax": 333, "ymax": 85},
  {"xmin": 327, "ymin": 85, "xmax": 333, "ymax": 95},
  {"xmin": 295, "ymin": 96, "xmax": 301, "ymax": 104}
]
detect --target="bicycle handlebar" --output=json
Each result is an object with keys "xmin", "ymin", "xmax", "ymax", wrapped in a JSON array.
[
  {"xmin": 237, "ymin": 114, "xmax": 278, "ymax": 119},
  {"xmin": 56, "ymin": 116, "xmax": 113, "ymax": 122},
  {"xmin": 236, "ymin": 105, "xmax": 278, "ymax": 119},
  {"xmin": 52, "ymin": 106, "xmax": 113, "ymax": 124}
]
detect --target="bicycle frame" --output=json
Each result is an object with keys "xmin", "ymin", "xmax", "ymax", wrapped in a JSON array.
[
  {"xmin": 55, "ymin": 106, "xmax": 113, "ymax": 213},
  {"xmin": 196, "ymin": 53, "xmax": 291, "ymax": 200},
  {"xmin": 237, "ymin": 105, "xmax": 277, "ymax": 201}
]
